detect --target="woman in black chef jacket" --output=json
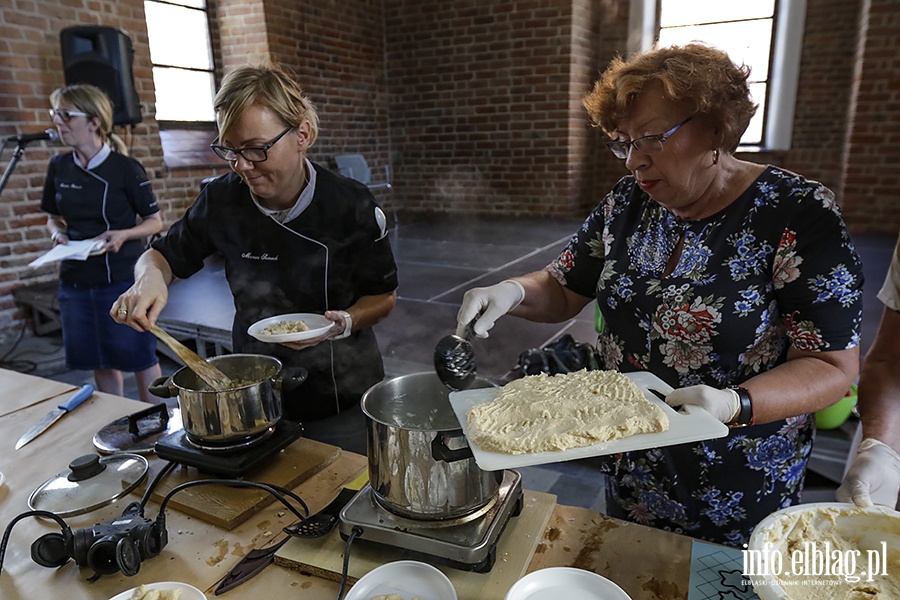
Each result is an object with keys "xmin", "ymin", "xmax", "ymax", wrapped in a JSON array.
[
  {"xmin": 111, "ymin": 63, "xmax": 398, "ymax": 454},
  {"xmin": 43, "ymin": 83, "xmax": 163, "ymax": 404}
]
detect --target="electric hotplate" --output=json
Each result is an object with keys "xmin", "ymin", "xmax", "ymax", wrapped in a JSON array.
[
  {"xmin": 154, "ymin": 420, "xmax": 304, "ymax": 476},
  {"xmin": 338, "ymin": 469, "xmax": 523, "ymax": 573}
]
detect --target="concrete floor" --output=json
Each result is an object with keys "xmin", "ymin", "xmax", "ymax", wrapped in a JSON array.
[{"xmin": 1, "ymin": 214, "xmax": 894, "ymax": 511}]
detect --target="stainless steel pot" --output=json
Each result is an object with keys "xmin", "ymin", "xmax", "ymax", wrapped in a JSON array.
[
  {"xmin": 149, "ymin": 354, "xmax": 306, "ymax": 444},
  {"xmin": 361, "ymin": 372, "xmax": 501, "ymax": 520}
]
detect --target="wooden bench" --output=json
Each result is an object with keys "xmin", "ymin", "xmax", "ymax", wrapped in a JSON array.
[{"xmin": 12, "ymin": 280, "xmax": 61, "ymax": 335}]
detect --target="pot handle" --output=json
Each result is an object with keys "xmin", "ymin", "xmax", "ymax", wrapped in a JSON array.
[
  {"xmin": 278, "ymin": 366, "xmax": 308, "ymax": 395},
  {"xmin": 148, "ymin": 376, "xmax": 176, "ymax": 398},
  {"xmin": 127, "ymin": 402, "xmax": 169, "ymax": 440},
  {"xmin": 431, "ymin": 431, "xmax": 474, "ymax": 463}
]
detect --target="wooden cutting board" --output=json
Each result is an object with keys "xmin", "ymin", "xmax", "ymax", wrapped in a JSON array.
[
  {"xmin": 274, "ymin": 490, "xmax": 556, "ymax": 600},
  {"xmin": 528, "ymin": 504, "xmax": 693, "ymax": 600},
  {"xmin": 133, "ymin": 437, "xmax": 341, "ymax": 529}
]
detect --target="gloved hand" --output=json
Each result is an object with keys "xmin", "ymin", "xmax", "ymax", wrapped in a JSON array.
[
  {"xmin": 665, "ymin": 385, "xmax": 740, "ymax": 424},
  {"xmin": 836, "ymin": 438, "xmax": 900, "ymax": 508},
  {"xmin": 456, "ymin": 280, "xmax": 525, "ymax": 338}
]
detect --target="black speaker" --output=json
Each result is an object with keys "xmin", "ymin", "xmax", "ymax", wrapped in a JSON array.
[{"xmin": 59, "ymin": 26, "xmax": 142, "ymax": 126}]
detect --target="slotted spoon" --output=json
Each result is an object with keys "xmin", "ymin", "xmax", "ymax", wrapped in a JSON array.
[
  {"xmin": 433, "ymin": 323, "xmax": 477, "ymax": 391},
  {"xmin": 150, "ymin": 325, "xmax": 234, "ymax": 391}
]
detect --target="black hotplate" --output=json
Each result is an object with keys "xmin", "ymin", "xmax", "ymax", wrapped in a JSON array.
[{"xmin": 154, "ymin": 420, "xmax": 304, "ymax": 476}]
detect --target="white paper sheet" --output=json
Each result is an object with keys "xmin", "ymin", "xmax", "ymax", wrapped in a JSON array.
[{"xmin": 28, "ymin": 240, "xmax": 106, "ymax": 268}]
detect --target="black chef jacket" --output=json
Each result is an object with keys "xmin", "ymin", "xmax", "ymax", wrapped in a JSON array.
[
  {"xmin": 40, "ymin": 150, "xmax": 160, "ymax": 286},
  {"xmin": 152, "ymin": 163, "xmax": 398, "ymax": 421}
]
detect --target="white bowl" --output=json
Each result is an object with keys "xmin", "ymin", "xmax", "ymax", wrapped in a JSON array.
[
  {"xmin": 747, "ymin": 502, "xmax": 900, "ymax": 600},
  {"xmin": 247, "ymin": 312, "xmax": 333, "ymax": 343},
  {"xmin": 505, "ymin": 567, "xmax": 631, "ymax": 600},
  {"xmin": 344, "ymin": 560, "xmax": 457, "ymax": 600},
  {"xmin": 108, "ymin": 581, "xmax": 205, "ymax": 600}
]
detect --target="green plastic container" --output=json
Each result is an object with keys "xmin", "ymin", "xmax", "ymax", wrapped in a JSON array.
[{"xmin": 815, "ymin": 384, "xmax": 858, "ymax": 430}]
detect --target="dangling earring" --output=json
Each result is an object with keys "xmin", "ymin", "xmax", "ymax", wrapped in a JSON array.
[{"xmin": 712, "ymin": 149, "xmax": 720, "ymax": 165}]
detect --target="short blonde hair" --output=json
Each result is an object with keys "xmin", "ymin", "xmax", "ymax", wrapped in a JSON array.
[
  {"xmin": 583, "ymin": 43, "xmax": 757, "ymax": 152},
  {"xmin": 214, "ymin": 63, "xmax": 319, "ymax": 147},
  {"xmin": 50, "ymin": 84, "xmax": 127, "ymax": 154}
]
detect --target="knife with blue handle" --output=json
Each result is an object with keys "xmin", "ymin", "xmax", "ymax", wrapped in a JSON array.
[{"xmin": 15, "ymin": 384, "xmax": 94, "ymax": 450}]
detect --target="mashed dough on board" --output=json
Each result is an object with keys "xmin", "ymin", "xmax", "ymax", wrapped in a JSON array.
[{"xmin": 467, "ymin": 370, "xmax": 668, "ymax": 454}]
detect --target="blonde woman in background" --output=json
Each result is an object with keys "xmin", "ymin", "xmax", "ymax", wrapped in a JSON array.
[{"xmin": 42, "ymin": 84, "xmax": 163, "ymax": 403}]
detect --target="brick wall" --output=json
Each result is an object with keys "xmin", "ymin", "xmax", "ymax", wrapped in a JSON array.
[
  {"xmin": 262, "ymin": 0, "xmax": 392, "ymax": 204},
  {"xmin": 840, "ymin": 0, "xmax": 900, "ymax": 232},
  {"xmin": 383, "ymin": 0, "xmax": 592, "ymax": 216},
  {"xmin": 0, "ymin": 1, "xmax": 170, "ymax": 332},
  {"xmin": 741, "ymin": 0, "xmax": 862, "ymax": 197}
]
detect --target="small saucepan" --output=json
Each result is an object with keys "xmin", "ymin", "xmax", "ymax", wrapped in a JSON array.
[{"xmin": 149, "ymin": 354, "xmax": 306, "ymax": 445}]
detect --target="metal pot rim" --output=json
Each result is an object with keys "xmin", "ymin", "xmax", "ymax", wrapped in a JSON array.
[{"xmin": 171, "ymin": 353, "xmax": 283, "ymax": 392}]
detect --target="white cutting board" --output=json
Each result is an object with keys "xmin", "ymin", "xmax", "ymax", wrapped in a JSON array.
[{"xmin": 449, "ymin": 371, "xmax": 729, "ymax": 471}]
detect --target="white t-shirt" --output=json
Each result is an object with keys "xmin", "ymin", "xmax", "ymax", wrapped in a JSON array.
[{"xmin": 878, "ymin": 234, "xmax": 900, "ymax": 311}]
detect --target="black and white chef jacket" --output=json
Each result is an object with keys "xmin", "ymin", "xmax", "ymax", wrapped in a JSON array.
[
  {"xmin": 40, "ymin": 144, "xmax": 160, "ymax": 286},
  {"xmin": 152, "ymin": 161, "xmax": 398, "ymax": 421}
]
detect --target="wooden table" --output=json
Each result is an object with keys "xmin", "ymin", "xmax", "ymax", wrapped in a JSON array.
[{"xmin": 0, "ymin": 368, "xmax": 695, "ymax": 599}]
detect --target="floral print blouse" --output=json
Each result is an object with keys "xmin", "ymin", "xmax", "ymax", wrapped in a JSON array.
[{"xmin": 547, "ymin": 166, "xmax": 863, "ymax": 547}]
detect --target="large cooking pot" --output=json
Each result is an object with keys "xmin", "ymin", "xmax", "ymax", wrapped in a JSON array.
[
  {"xmin": 362, "ymin": 372, "xmax": 501, "ymax": 521},
  {"xmin": 149, "ymin": 354, "xmax": 306, "ymax": 444}
]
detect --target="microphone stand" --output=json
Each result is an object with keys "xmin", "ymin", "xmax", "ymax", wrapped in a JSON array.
[{"xmin": 0, "ymin": 141, "xmax": 29, "ymax": 199}]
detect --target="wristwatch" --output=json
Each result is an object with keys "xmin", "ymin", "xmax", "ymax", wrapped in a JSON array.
[
  {"xmin": 728, "ymin": 386, "xmax": 754, "ymax": 427},
  {"xmin": 334, "ymin": 310, "xmax": 352, "ymax": 339}
]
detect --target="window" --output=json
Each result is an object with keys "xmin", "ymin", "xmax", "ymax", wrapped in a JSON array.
[
  {"xmin": 144, "ymin": 0, "xmax": 216, "ymax": 122},
  {"xmin": 629, "ymin": 0, "xmax": 806, "ymax": 151}
]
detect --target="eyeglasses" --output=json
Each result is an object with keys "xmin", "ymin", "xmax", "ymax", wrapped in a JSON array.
[
  {"xmin": 606, "ymin": 117, "xmax": 693, "ymax": 160},
  {"xmin": 210, "ymin": 126, "xmax": 295, "ymax": 163},
  {"xmin": 48, "ymin": 108, "xmax": 91, "ymax": 122}
]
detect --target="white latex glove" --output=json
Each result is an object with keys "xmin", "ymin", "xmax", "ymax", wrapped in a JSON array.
[
  {"xmin": 836, "ymin": 438, "xmax": 900, "ymax": 508},
  {"xmin": 665, "ymin": 385, "xmax": 740, "ymax": 424},
  {"xmin": 456, "ymin": 280, "xmax": 525, "ymax": 338}
]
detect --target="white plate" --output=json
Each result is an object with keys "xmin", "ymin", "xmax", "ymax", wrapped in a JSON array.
[
  {"xmin": 247, "ymin": 312, "xmax": 333, "ymax": 343},
  {"xmin": 505, "ymin": 567, "xmax": 631, "ymax": 600},
  {"xmin": 108, "ymin": 581, "xmax": 205, "ymax": 600},
  {"xmin": 449, "ymin": 371, "xmax": 728, "ymax": 471},
  {"xmin": 343, "ymin": 560, "xmax": 457, "ymax": 600},
  {"xmin": 747, "ymin": 502, "xmax": 900, "ymax": 600}
]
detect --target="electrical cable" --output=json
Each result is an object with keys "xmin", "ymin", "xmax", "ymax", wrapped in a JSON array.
[
  {"xmin": 139, "ymin": 460, "xmax": 177, "ymax": 510},
  {"xmin": 157, "ymin": 479, "xmax": 310, "ymax": 522},
  {"xmin": 0, "ymin": 510, "xmax": 72, "ymax": 574},
  {"xmin": 336, "ymin": 526, "xmax": 363, "ymax": 600},
  {"xmin": 0, "ymin": 321, "xmax": 39, "ymax": 373},
  {"xmin": 0, "ymin": 475, "xmax": 313, "ymax": 580}
]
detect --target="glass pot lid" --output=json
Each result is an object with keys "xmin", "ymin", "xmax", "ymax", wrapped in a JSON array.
[{"xmin": 28, "ymin": 453, "xmax": 149, "ymax": 517}]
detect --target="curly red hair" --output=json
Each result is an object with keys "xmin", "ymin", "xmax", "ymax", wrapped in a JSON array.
[{"xmin": 583, "ymin": 43, "xmax": 757, "ymax": 152}]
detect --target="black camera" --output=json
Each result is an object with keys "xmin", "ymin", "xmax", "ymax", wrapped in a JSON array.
[{"xmin": 30, "ymin": 502, "xmax": 167, "ymax": 577}]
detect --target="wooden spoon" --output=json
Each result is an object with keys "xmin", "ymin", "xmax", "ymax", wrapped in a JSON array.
[{"xmin": 150, "ymin": 325, "xmax": 233, "ymax": 390}]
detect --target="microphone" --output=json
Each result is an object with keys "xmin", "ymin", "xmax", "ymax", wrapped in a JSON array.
[{"xmin": 5, "ymin": 129, "xmax": 59, "ymax": 144}]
